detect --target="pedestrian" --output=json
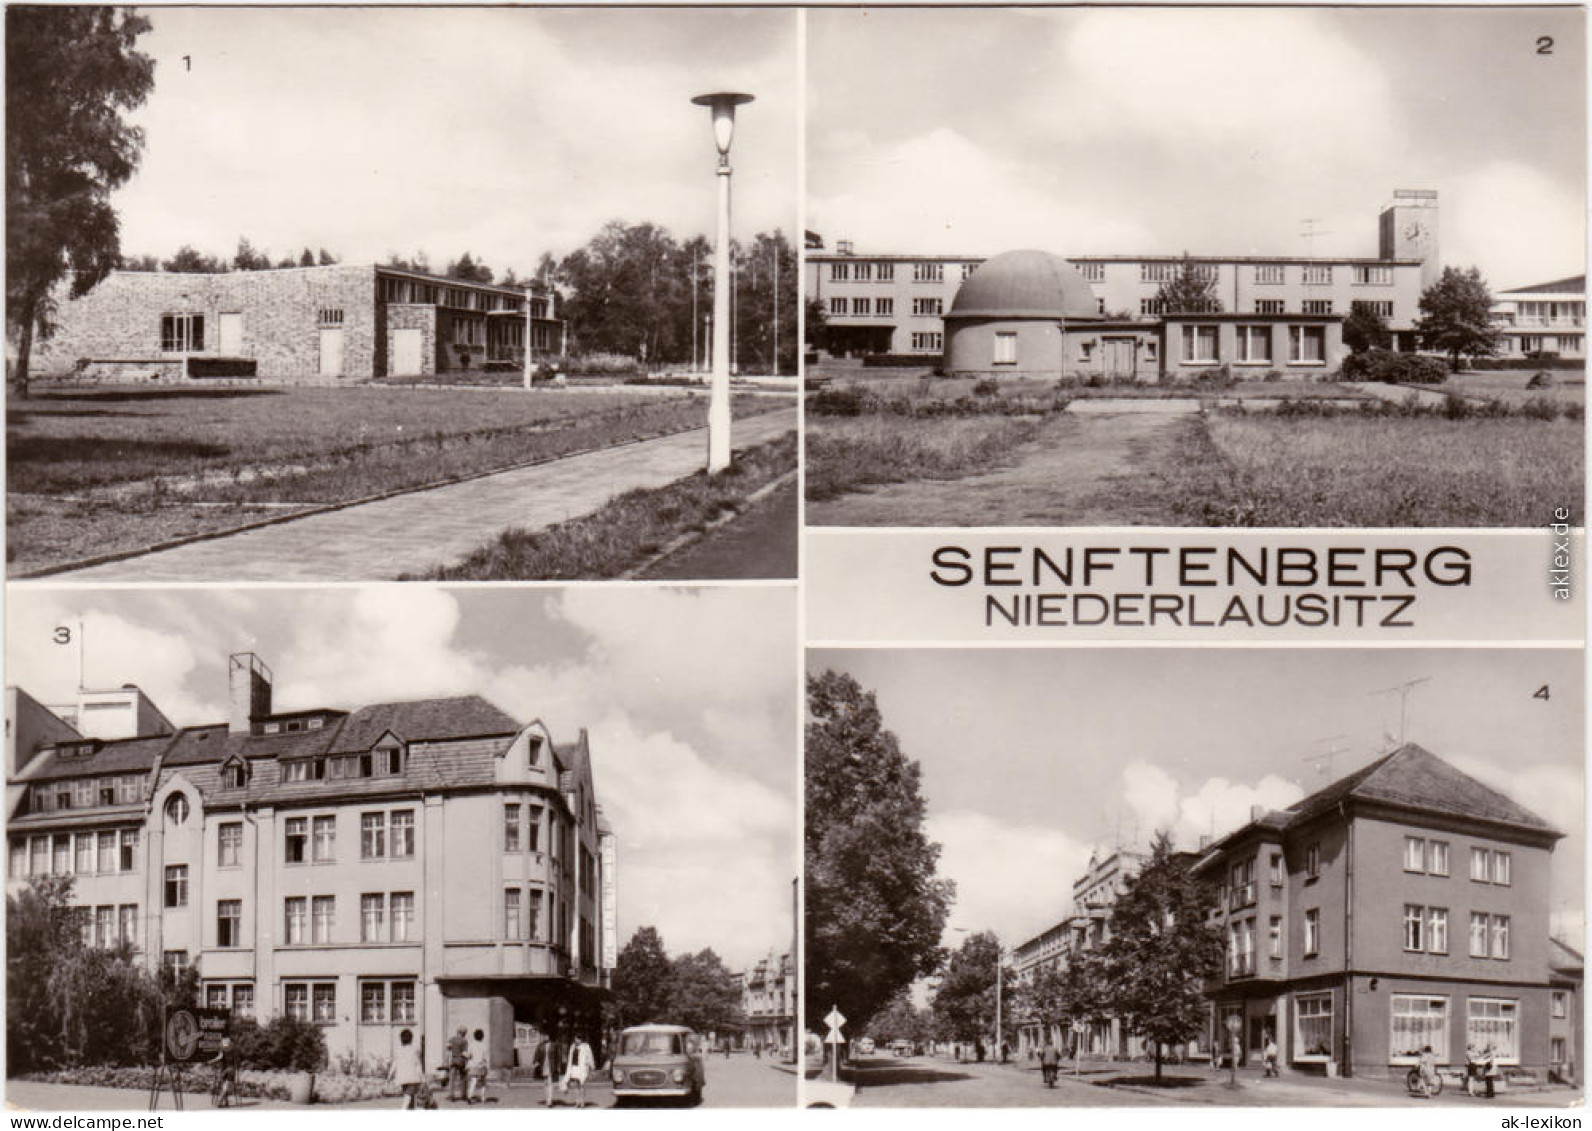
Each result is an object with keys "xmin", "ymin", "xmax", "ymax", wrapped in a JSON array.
[
  {"xmin": 566, "ymin": 1034, "xmax": 595, "ymax": 1109},
  {"xmin": 1416, "ymin": 1044, "xmax": 1438, "ymax": 1099},
  {"xmin": 1263, "ymin": 1033, "xmax": 1279, "ymax": 1078},
  {"xmin": 467, "ymin": 1028, "xmax": 489, "ymax": 1104},
  {"xmin": 540, "ymin": 1032, "xmax": 565, "ymax": 1108},
  {"xmin": 392, "ymin": 1029, "xmax": 426, "ymax": 1110},
  {"xmin": 1039, "ymin": 1039, "xmax": 1059, "ymax": 1088},
  {"xmin": 1481, "ymin": 1042, "xmax": 1499, "ymax": 1098},
  {"xmin": 447, "ymin": 1026, "xmax": 468, "ymax": 1102}
]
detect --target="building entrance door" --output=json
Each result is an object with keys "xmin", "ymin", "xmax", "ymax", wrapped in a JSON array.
[
  {"xmin": 319, "ymin": 328, "xmax": 345, "ymax": 378},
  {"xmin": 392, "ymin": 328, "xmax": 423, "ymax": 376},
  {"xmin": 219, "ymin": 312, "xmax": 243, "ymax": 355},
  {"xmin": 1103, "ymin": 337, "xmax": 1136, "ymax": 378}
]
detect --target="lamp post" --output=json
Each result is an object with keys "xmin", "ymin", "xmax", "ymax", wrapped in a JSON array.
[
  {"xmin": 522, "ymin": 284, "xmax": 535, "ymax": 390},
  {"xmin": 691, "ymin": 90, "xmax": 753, "ymax": 473}
]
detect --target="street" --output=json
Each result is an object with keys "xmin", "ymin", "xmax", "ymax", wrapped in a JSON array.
[
  {"xmin": 4, "ymin": 1056, "xmax": 798, "ymax": 1112},
  {"xmin": 843, "ymin": 1054, "xmax": 1584, "ymax": 1109}
]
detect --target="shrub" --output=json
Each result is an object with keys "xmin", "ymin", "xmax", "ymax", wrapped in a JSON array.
[
  {"xmin": 972, "ymin": 378, "xmax": 1000, "ymax": 397},
  {"xmin": 1339, "ymin": 349, "xmax": 1449, "ymax": 385},
  {"xmin": 808, "ymin": 386, "xmax": 867, "ymax": 417},
  {"xmin": 1520, "ymin": 397, "xmax": 1562, "ymax": 421},
  {"xmin": 1526, "ymin": 370, "xmax": 1556, "ymax": 389},
  {"xmin": 560, "ymin": 353, "xmax": 643, "ymax": 378}
]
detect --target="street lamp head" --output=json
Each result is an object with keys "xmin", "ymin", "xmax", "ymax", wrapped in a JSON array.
[{"xmin": 691, "ymin": 91, "xmax": 755, "ymax": 156}]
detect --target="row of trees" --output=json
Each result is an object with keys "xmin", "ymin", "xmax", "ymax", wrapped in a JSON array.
[{"xmin": 608, "ymin": 925, "xmax": 746, "ymax": 1037}]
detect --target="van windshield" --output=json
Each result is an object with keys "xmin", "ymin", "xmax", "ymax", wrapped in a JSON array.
[{"xmin": 621, "ymin": 1032, "xmax": 684, "ymax": 1056}]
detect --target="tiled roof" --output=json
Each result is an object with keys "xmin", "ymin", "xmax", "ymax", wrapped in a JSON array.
[
  {"xmin": 1286, "ymin": 743, "xmax": 1557, "ymax": 834},
  {"xmin": 326, "ymin": 696, "xmax": 519, "ymax": 753},
  {"xmin": 16, "ymin": 733, "xmax": 177, "ymax": 781}
]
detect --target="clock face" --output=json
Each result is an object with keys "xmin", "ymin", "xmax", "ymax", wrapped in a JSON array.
[{"xmin": 1404, "ymin": 221, "xmax": 1426, "ymax": 241}]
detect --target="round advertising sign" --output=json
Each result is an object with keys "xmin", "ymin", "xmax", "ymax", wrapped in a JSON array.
[{"xmin": 165, "ymin": 1009, "xmax": 201, "ymax": 1062}]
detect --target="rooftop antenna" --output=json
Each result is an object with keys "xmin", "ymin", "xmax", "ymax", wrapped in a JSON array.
[
  {"xmin": 77, "ymin": 618, "xmax": 86, "ymax": 693},
  {"xmin": 1369, "ymin": 677, "xmax": 1431, "ymax": 748},
  {"xmin": 1301, "ymin": 734, "xmax": 1351, "ymax": 779},
  {"xmin": 1300, "ymin": 218, "xmax": 1334, "ymax": 254}
]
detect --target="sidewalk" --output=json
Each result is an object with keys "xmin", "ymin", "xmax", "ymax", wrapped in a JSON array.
[{"xmin": 53, "ymin": 408, "xmax": 795, "ymax": 582}]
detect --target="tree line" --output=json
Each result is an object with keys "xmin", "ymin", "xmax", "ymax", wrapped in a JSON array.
[{"xmin": 608, "ymin": 925, "xmax": 747, "ymax": 1039}]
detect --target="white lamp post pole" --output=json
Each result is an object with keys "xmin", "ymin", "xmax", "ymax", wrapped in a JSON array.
[
  {"xmin": 523, "ymin": 284, "xmax": 535, "ymax": 390},
  {"xmin": 692, "ymin": 91, "xmax": 753, "ymax": 473}
]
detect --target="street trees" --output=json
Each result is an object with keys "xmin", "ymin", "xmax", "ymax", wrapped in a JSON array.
[
  {"xmin": 1154, "ymin": 254, "xmax": 1223, "ymax": 315},
  {"xmin": 669, "ymin": 948, "xmax": 745, "ymax": 1037},
  {"xmin": 931, "ymin": 931, "xmax": 1007, "ymax": 1054},
  {"xmin": 1344, "ymin": 303, "xmax": 1392, "ymax": 353},
  {"xmin": 866, "ymin": 990, "xmax": 931, "ymax": 1047},
  {"xmin": 7, "ymin": 5, "xmax": 156, "ymax": 396},
  {"xmin": 1097, "ymin": 832, "xmax": 1224, "ymax": 1083},
  {"xmin": 1416, "ymin": 265, "xmax": 1502, "ymax": 371},
  {"xmin": 611, "ymin": 925, "xmax": 675, "ymax": 1027},
  {"xmin": 805, "ymin": 670, "xmax": 953, "ymax": 1038},
  {"xmin": 732, "ymin": 230, "xmax": 799, "ymax": 375}
]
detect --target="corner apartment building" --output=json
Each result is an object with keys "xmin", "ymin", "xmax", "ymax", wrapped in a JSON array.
[
  {"xmin": 32, "ymin": 264, "xmax": 566, "ymax": 383},
  {"xmin": 1492, "ymin": 276, "xmax": 1586, "ymax": 360},
  {"xmin": 1195, "ymin": 744, "xmax": 1564, "ymax": 1080},
  {"xmin": 807, "ymin": 189, "xmax": 1437, "ymax": 364},
  {"xmin": 5, "ymin": 653, "xmax": 615, "ymax": 1071},
  {"xmin": 740, "ymin": 950, "xmax": 795, "ymax": 1055}
]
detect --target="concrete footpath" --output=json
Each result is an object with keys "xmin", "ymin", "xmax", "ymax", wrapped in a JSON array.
[{"xmin": 53, "ymin": 408, "xmax": 796, "ymax": 583}]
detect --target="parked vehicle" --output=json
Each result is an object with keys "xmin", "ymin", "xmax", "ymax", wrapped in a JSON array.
[{"xmin": 611, "ymin": 1024, "xmax": 707, "ymax": 1106}]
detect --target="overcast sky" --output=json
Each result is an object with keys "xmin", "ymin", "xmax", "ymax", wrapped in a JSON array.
[
  {"xmin": 113, "ymin": 7, "xmax": 798, "ymax": 274},
  {"xmin": 809, "ymin": 7, "xmax": 1586, "ymax": 289},
  {"xmin": 810, "ymin": 648, "xmax": 1584, "ymax": 952},
  {"xmin": 8, "ymin": 587, "xmax": 798, "ymax": 971}
]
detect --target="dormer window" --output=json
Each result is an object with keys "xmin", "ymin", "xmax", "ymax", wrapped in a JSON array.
[
  {"xmin": 282, "ymin": 760, "xmax": 311, "ymax": 784},
  {"xmin": 377, "ymin": 744, "xmax": 404, "ymax": 776},
  {"xmin": 306, "ymin": 716, "xmax": 324, "ymax": 731},
  {"xmin": 222, "ymin": 761, "xmax": 249, "ymax": 789},
  {"xmin": 527, "ymin": 736, "xmax": 543, "ymax": 767},
  {"xmin": 263, "ymin": 722, "xmax": 281, "ymax": 735}
]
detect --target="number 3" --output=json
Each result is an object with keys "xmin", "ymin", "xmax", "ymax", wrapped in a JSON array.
[{"xmin": 53, "ymin": 627, "xmax": 71, "ymax": 645}]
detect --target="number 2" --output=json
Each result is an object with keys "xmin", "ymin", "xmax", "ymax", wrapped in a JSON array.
[{"xmin": 1537, "ymin": 36, "xmax": 1554, "ymax": 54}]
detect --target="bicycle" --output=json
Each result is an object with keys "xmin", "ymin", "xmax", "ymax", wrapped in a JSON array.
[{"xmin": 1405, "ymin": 1065, "xmax": 1443, "ymax": 1097}]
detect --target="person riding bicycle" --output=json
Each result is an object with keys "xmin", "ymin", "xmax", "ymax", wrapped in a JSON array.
[
  {"xmin": 1416, "ymin": 1044, "xmax": 1438, "ymax": 1099},
  {"xmin": 210, "ymin": 1037, "xmax": 238, "ymax": 1107}
]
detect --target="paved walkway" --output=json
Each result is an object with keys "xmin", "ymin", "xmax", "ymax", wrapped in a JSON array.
[
  {"xmin": 1349, "ymin": 381, "xmax": 1453, "ymax": 408},
  {"xmin": 54, "ymin": 409, "xmax": 795, "ymax": 582}
]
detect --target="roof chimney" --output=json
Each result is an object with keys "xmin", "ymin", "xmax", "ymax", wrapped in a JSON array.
[
  {"xmin": 1250, "ymin": 804, "xmax": 1266, "ymax": 822},
  {"xmin": 229, "ymin": 653, "xmax": 273, "ymax": 735},
  {"xmin": 1199, "ymin": 834, "xmax": 1213, "ymax": 850}
]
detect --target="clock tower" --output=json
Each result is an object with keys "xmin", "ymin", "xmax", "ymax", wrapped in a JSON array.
[{"xmin": 1378, "ymin": 189, "xmax": 1440, "ymax": 290}]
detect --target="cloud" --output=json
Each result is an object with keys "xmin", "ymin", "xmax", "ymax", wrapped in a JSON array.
[
  {"xmin": 928, "ymin": 811, "xmax": 1092, "ymax": 945},
  {"xmin": 1119, "ymin": 762, "xmax": 1304, "ymax": 849},
  {"xmin": 1445, "ymin": 162, "xmax": 1587, "ymax": 285}
]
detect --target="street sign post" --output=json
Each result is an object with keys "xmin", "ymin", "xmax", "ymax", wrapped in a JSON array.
[{"xmin": 824, "ymin": 1008, "xmax": 847, "ymax": 1083}]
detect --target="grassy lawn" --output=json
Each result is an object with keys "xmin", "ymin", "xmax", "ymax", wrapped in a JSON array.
[
  {"xmin": 1176, "ymin": 413, "xmax": 1584, "ymax": 526},
  {"xmin": 815, "ymin": 370, "xmax": 1368, "ymax": 401},
  {"xmin": 412, "ymin": 433, "xmax": 796, "ymax": 580},
  {"xmin": 805, "ymin": 414, "xmax": 1049, "ymax": 502},
  {"xmin": 1411, "ymin": 369, "xmax": 1586, "ymax": 407},
  {"xmin": 7, "ymin": 384, "xmax": 782, "ymax": 572}
]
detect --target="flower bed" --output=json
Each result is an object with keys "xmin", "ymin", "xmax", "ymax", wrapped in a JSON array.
[{"xmin": 21, "ymin": 1066, "xmax": 394, "ymax": 1104}]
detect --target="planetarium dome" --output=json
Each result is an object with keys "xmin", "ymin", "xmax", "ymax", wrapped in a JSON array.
[{"xmin": 949, "ymin": 250, "xmax": 1102, "ymax": 321}]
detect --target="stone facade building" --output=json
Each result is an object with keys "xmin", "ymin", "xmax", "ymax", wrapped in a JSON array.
[
  {"xmin": 33, "ymin": 265, "xmax": 565, "ymax": 383},
  {"xmin": 5, "ymin": 653, "xmax": 614, "ymax": 1073}
]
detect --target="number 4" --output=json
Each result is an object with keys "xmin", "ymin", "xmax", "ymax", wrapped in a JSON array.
[{"xmin": 1533, "ymin": 685, "xmax": 1551, "ymax": 701}]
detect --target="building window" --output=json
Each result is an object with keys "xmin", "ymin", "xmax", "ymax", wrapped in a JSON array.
[
  {"xmin": 1289, "ymin": 326, "xmax": 1326, "ymax": 364},
  {"xmin": 217, "ymin": 900, "xmax": 242, "ymax": 948},
  {"xmin": 390, "ymin": 810, "xmax": 415, "ymax": 858},
  {"xmin": 117, "ymin": 775, "xmax": 142, "ymax": 804},
  {"xmin": 1403, "ymin": 904, "xmax": 1425, "ymax": 951},
  {"xmin": 1254, "ymin": 265, "xmax": 1285, "ymax": 285},
  {"xmin": 285, "ymin": 817, "xmax": 308, "ymax": 863},
  {"xmin": 1301, "ymin": 300, "xmax": 1334, "ymax": 315},
  {"xmin": 1552, "ymin": 991, "xmax": 1569, "ymax": 1019},
  {"xmin": 53, "ymin": 835, "xmax": 70, "ymax": 875},
  {"xmin": 1404, "ymin": 836, "xmax": 1426, "ymax": 873},
  {"xmin": 830, "ymin": 263, "xmax": 850, "ymax": 282},
  {"xmin": 877, "ymin": 264, "xmax": 895, "ymax": 283},
  {"xmin": 74, "ymin": 779, "xmax": 95, "ymax": 809},
  {"xmin": 829, "ymin": 297, "xmax": 847, "ymax": 316},
  {"xmin": 163, "ymin": 950, "xmax": 190, "ymax": 981},
  {"xmin": 910, "ymin": 332, "xmax": 942, "ymax": 352},
  {"xmin": 912, "ymin": 298, "xmax": 942, "ymax": 317},
  {"xmin": 1494, "ymin": 852, "xmax": 1511, "ymax": 886},
  {"xmin": 164, "ymin": 865, "xmax": 188, "ymax": 908},
  {"xmin": 1230, "ymin": 859, "xmax": 1256, "ymax": 908},
  {"xmin": 1467, "ymin": 999, "xmax": 1519, "ymax": 1063},
  {"xmin": 1268, "ymin": 916, "xmax": 1283, "ymax": 959},
  {"xmin": 28, "ymin": 837, "xmax": 46, "ymax": 876},
  {"xmin": 318, "ymin": 308, "xmax": 344, "ymax": 326},
  {"xmin": 117, "ymin": 829, "xmax": 138, "ymax": 873},
  {"xmin": 1236, "ymin": 325, "xmax": 1272, "ymax": 363},
  {"xmin": 95, "ymin": 905, "xmax": 115, "ymax": 948},
  {"xmin": 854, "ymin": 263, "xmax": 872, "ymax": 282},
  {"xmin": 310, "ymin": 816, "xmax": 335, "ymax": 859},
  {"xmin": 160, "ymin": 313, "xmax": 205, "ymax": 352},
  {"xmin": 218, "ymin": 822, "xmax": 242, "ymax": 868},
  {"xmin": 360, "ymin": 981, "xmax": 387, "ymax": 1024},
  {"xmin": 361, "ymin": 812, "xmax": 387, "ymax": 859},
  {"xmin": 312, "ymin": 896, "xmax": 335, "ymax": 944},
  {"xmin": 391, "ymin": 892, "xmax": 415, "ymax": 942},
  {"xmin": 1353, "ymin": 266, "xmax": 1392, "ymax": 286},
  {"xmin": 285, "ymin": 983, "xmax": 309, "ymax": 1021},
  {"xmin": 119, "ymin": 904, "xmax": 138, "ymax": 949},
  {"xmin": 361, "ymin": 894, "xmax": 386, "ymax": 942},
  {"xmin": 1181, "ymin": 325, "xmax": 1218, "ymax": 363},
  {"xmin": 913, "ymin": 263, "xmax": 943, "ymax": 283},
  {"xmin": 1294, "ymin": 993, "xmax": 1333, "ymax": 1060},
  {"xmin": 1079, "ymin": 262, "xmax": 1106, "ymax": 282},
  {"xmin": 1491, "ymin": 915, "xmax": 1510, "ymax": 960},
  {"xmin": 961, "ymin": 263, "xmax": 978, "ymax": 280},
  {"xmin": 1553, "ymin": 1037, "xmax": 1568, "ymax": 1063},
  {"xmin": 206, "ymin": 984, "xmax": 229, "ymax": 1010},
  {"xmin": 1141, "ymin": 262, "xmax": 1183, "ymax": 284},
  {"xmin": 1228, "ymin": 918, "xmax": 1255, "ymax": 976},
  {"xmin": 96, "ymin": 831, "xmax": 115, "ymax": 874},
  {"xmin": 72, "ymin": 835, "xmax": 92, "ymax": 875},
  {"xmin": 993, "ymin": 332, "xmax": 1017, "ymax": 365},
  {"xmin": 1352, "ymin": 299, "xmax": 1395, "ymax": 319},
  {"xmin": 876, "ymin": 298, "xmax": 894, "ymax": 317},
  {"xmin": 1304, "ymin": 908, "xmax": 1320, "ymax": 956},
  {"xmin": 504, "ymin": 804, "xmax": 521, "ymax": 852},
  {"xmin": 504, "ymin": 888, "xmax": 524, "ymax": 940},
  {"xmin": 392, "ymin": 981, "xmax": 417, "ymax": 1023},
  {"xmin": 285, "ymin": 897, "xmax": 307, "ymax": 945},
  {"xmin": 1253, "ymin": 300, "xmax": 1286, "ymax": 317},
  {"xmin": 282, "ymin": 761, "xmax": 310, "ymax": 784},
  {"xmin": 1430, "ymin": 841, "xmax": 1450, "ymax": 876},
  {"xmin": 1391, "ymin": 995, "xmax": 1449, "ymax": 1063},
  {"xmin": 1429, "ymin": 908, "xmax": 1449, "ymax": 954},
  {"xmin": 852, "ymin": 297, "xmax": 871, "ymax": 317},
  {"xmin": 528, "ymin": 889, "xmax": 544, "ymax": 941},
  {"xmin": 165, "ymin": 793, "xmax": 190, "ymax": 826},
  {"xmin": 1302, "ymin": 265, "xmax": 1332, "ymax": 285}
]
